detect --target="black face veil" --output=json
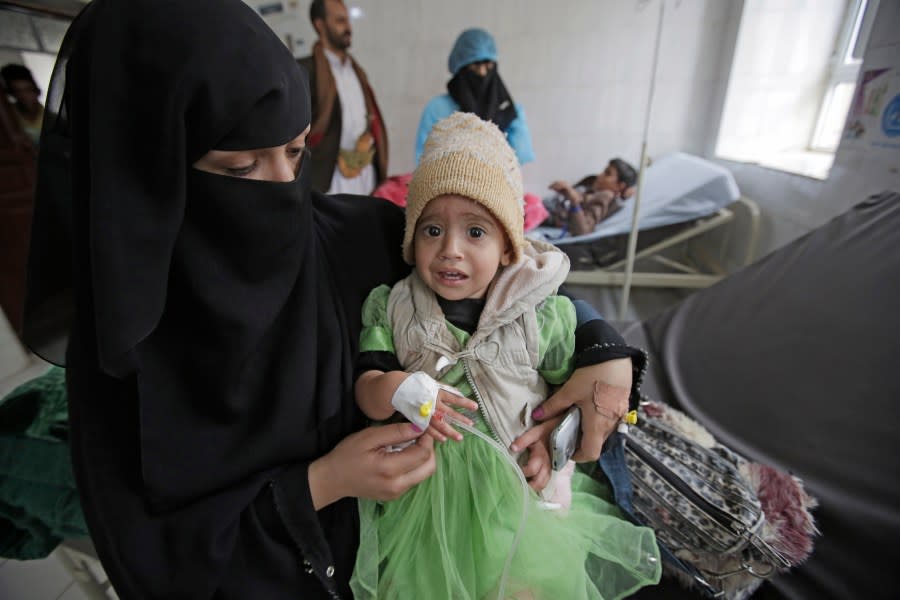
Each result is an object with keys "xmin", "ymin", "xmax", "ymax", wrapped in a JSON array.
[
  {"xmin": 26, "ymin": 0, "xmax": 308, "ymax": 369},
  {"xmin": 446, "ymin": 67, "xmax": 518, "ymax": 133},
  {"xmin": 23, "ymin": 0, "xmax": 364, "ymax": 510}
]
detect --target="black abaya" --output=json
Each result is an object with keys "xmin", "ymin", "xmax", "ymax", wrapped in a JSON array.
[
  {"xmin": 24, "ymin": 2, "xmax": 647, "ymax": 597},
  {"xmin": 25, "ymin": 0, "xmax": 408, "ymax": 597}
]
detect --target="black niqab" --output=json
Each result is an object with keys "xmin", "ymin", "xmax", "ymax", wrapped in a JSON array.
[
  {"xmin": 23, "ymin": 0, "xmax": 409, "ymax": 596},
  {"xmin": 447, "ymin": 67, "xmax": 518, "ymax": 132}
]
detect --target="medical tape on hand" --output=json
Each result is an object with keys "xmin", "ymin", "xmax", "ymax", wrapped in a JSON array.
[{"xmin": 391, "ymin": 371, "xmax": 440, "ymax": 430}]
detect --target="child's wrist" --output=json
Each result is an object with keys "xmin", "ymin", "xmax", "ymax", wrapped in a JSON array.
[{"xmin": 569, "ymin": 204, "xmax": 583, "ymax": 213}]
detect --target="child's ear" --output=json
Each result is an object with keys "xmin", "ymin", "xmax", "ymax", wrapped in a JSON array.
[{"xmin": 500, "ymin": 243, "xmax": 513, "ymax": 266}]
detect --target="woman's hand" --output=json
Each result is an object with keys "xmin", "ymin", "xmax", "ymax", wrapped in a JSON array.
[
  {"xmin": 510, "ymin": 416, "xmax": 564, "ymax": 492},
  {"xmin": 308, "ymin": 422, "xmax": 436, "ymax": 509},
  {"xmin": 530, "ymin": 358, "xmax": 632, "ymax": 462}
]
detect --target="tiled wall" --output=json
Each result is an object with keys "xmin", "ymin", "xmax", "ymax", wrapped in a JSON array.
[
  {"xmin": 244, "ymin": 0, "xmax": 898, "ymax": 262},
  {"xmin": 4, "ymin": 0, "xmax": 896, "ymax": 341},
  {"xmin": 347, "ymin": 0, "xmax": 734, "ymax": 193}
]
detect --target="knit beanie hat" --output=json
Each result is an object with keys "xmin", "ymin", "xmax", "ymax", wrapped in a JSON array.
[{"xmin": 403, "ymin": 112, "xmax": 524, "ymax": 265}]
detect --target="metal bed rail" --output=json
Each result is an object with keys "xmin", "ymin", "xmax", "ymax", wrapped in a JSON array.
[{"xmin": 564, "ymin": 196, "xmax": 761, "ymax": 289}]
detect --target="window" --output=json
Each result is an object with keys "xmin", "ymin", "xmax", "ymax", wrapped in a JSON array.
[
  {"xmin": 715, "ymin": 0, "xmax": 879, "ymax": 180},
  {"xmin": 809, "ymin": 0, "xmax": 878, "ymax": 151}
]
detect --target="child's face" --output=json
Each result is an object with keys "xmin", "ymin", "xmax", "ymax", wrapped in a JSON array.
[
  {"xmin": 413, "ymin": 194, "xmax": 512, "ymax": 301},
  {"xmin": 592, "ymin": 163, "xmax": 623, "ymax": 194}
]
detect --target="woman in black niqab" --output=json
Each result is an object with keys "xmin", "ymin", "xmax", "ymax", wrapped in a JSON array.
[
  {"xmin": 24, "ymin": 0, "xmax": 433, "ymax": 597},
  {"xmin": 25, "ymin": 1, "xmax": 651, "ymax": 597}
]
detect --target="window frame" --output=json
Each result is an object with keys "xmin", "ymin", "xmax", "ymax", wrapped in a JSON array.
[{"xmin": 808, "ymin": 0, "xmax": 879, "ymax": 152}]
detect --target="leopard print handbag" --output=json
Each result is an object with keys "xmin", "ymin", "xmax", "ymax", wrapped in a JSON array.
[{"xmin": 619, "ymin": 402, "xmax": 817, "ymax": 599}]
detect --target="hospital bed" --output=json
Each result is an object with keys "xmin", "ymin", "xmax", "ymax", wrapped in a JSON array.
[{"xmin": 528, "ymin": 153, "xmax": 760, "ymax": 289}]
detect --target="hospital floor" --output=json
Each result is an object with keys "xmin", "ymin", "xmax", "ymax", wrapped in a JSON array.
[
  {"xmin": 0, "ymin": 286, "xmax": 687, "ymax": 600},
  {"xmin": 0, "ymin": 556, "xmax": 97, "ymax": 600}
]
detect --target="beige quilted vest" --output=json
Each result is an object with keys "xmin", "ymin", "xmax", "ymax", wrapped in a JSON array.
[{"xmin": 386, "ymin": 240, "xmax": 570, "ymax": 454}]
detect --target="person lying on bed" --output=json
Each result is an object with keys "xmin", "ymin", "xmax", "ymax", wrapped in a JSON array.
[{"xmin": 544, "ymin": 157, "xmax": 637, "ymax": 236}]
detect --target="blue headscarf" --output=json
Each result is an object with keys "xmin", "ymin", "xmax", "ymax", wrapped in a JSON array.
[{"xmin": 448, "ymin": 28, "xmax": 498, "ymax": 74}]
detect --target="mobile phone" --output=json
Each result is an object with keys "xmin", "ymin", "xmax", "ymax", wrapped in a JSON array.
[{"xmin": 549, "ymin": 406, "xmax": 582, "ymax": 471}]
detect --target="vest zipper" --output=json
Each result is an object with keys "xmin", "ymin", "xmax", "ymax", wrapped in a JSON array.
[{"xmin": 461, "ymin": 358, "xmax": 502, "ymax": 445}]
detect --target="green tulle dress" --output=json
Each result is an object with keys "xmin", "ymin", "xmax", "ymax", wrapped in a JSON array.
[
  {"xmin": 350, "ymin": 416, "xmax": 661, "ymax": 600},
  {"xmin": 350, "ymin": 285, "xmax": 661, "ymax": 599}
]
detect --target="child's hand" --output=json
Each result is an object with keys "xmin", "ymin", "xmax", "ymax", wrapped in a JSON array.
[
  {"xmin": 425, "ymin": 388, "xmax": 478, "ymax": 442},
  {"xmin": 549, "ymin": 180, "xmax": 583, "ymax": 205},
  {"xmin": 548, "ymin": 180, "xmax": 572, "ymax": 195},
  {"xmin": 510, "ymin": 416, "xmax": 564, "ymax": 492}
]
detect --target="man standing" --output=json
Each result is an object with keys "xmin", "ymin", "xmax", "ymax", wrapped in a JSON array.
[
  {"xmin": 1, "ymin": 64, "xmax": 45, "ymax": 147},
  {"xmin": 299, "ymin": 0, "xmax": 388, "ymax": 194}
]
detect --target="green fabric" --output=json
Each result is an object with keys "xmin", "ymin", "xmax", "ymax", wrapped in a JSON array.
[
  {"xmin": 359, "ymin": 285, "xmax": 396, "ymax": 354},
  {"xmin": 351, "ymin": 420, "xmax": 661, "ymax": 599},
  {"xmin": 0, "ymin": 366, "xmax": 68, "ymax": 442},
  {"xmin": 353, "ymin": 287, "xmax": 661, "ymax": 598},
  {"xmin": 534, "ymin": 295, "xmax": 576, "ymax": 385},
  {"xmin": 0, "ymin": 367, "xmax": 88, "ymax": 560}
]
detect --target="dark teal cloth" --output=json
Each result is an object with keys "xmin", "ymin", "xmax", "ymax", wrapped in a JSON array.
[{"xmin": 0, "ymin": 367, "xmax": 87, "ymax": 559}]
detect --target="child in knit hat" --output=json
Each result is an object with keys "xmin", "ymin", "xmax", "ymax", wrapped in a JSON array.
[{"xmin": 350, "ymin": 113, "xmax": 660, "ymax": 600}]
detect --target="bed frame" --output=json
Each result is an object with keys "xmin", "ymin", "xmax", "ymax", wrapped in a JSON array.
[{"xmin": 563, "ymin": 196, "xmax": 760, "ymax": 289}]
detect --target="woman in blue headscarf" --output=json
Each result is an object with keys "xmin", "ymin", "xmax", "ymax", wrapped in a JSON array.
[{"xmin": 414, "ymin": 28, "xmax": 535, "ymax": 165}]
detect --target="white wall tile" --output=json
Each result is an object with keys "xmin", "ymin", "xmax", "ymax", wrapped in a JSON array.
[
  {"xmin": 344, "ymin": 0, "xmax": 719, "ymax": 196},
  {"xmin": 8, "ymin": 0, "xmax": 895, "ymax": 376}
]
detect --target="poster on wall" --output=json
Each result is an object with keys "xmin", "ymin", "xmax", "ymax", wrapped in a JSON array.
[{"xmin": 843, "ymin": 47, "xmax": 900, "ymax": 153}]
